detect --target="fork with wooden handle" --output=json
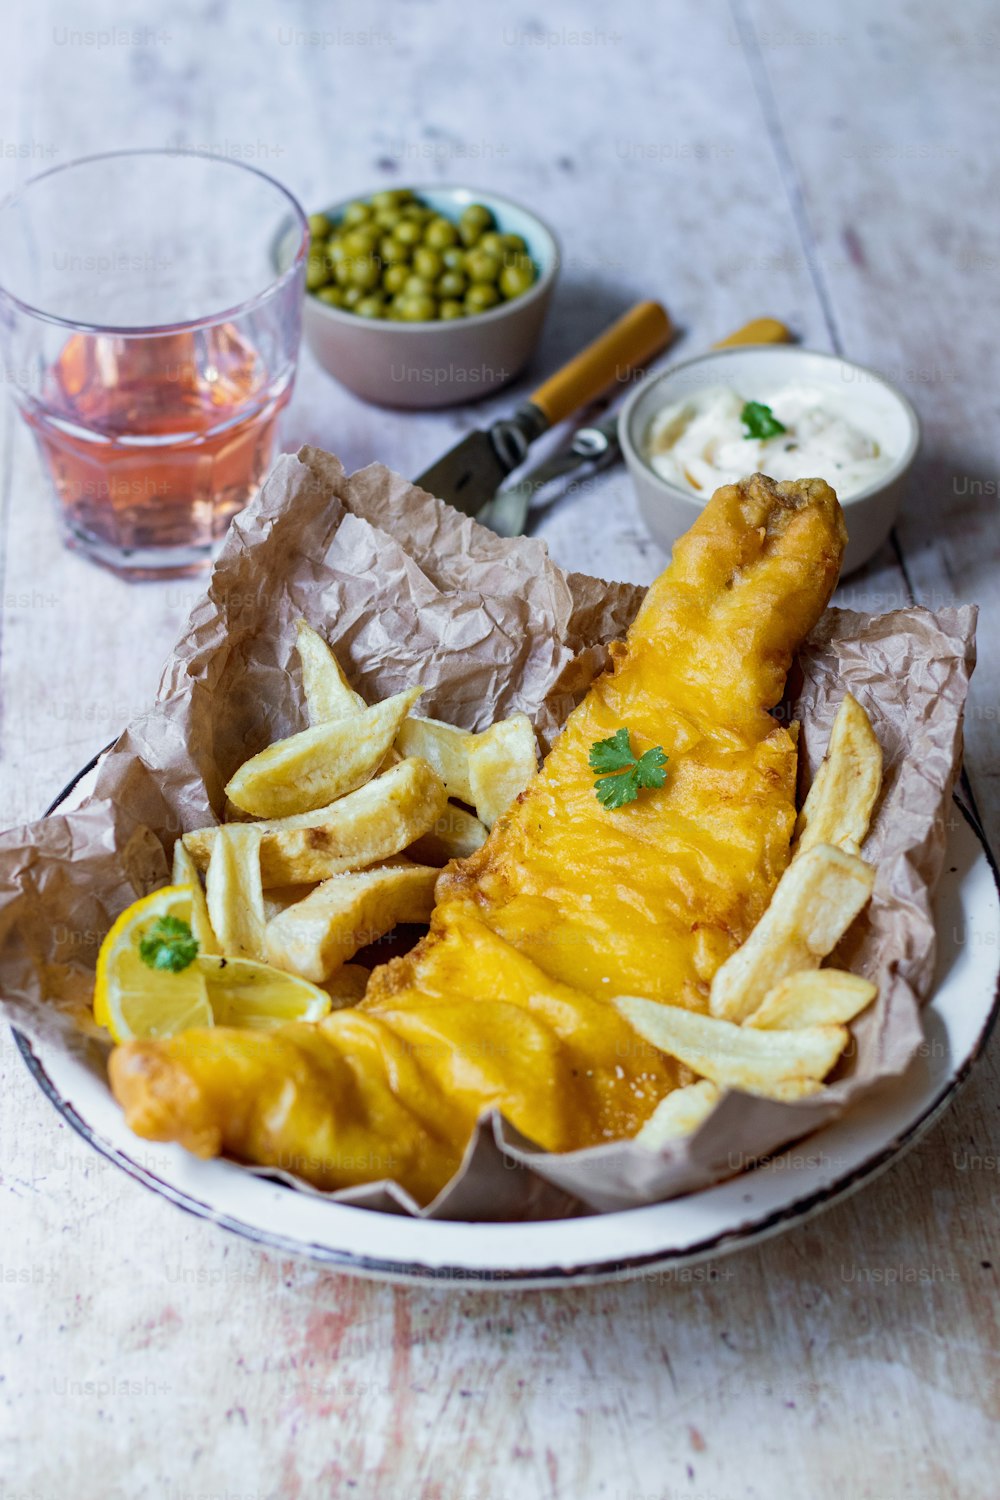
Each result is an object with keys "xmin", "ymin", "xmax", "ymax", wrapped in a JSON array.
[{"xmin": 477, "ymin": 317, "xmax": 793, "ymax": 535}]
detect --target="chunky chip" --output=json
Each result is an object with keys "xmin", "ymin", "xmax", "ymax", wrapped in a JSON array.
[
  {"xmin": 171, "ymin": 839, "xmax": 218, "ymax": 954},
  {"xmin": 466, "ymin": 714, "xmax": 538, "ymax": 828},
  {"xmin": 225, "ymin": 687, "xmax": 422, "ymax": 819},
  {"xmin": 794, "ymin": 693, "xmax": 883, "ymax": 857},
  {"xmin": 407, "ymin": 801, "xmax": 489, "ymax": 866},
  {"xmin": 185, "ymin": 757, "xmax": 448, "ymax": 887},
  {"xmin": 205, "ymin": 825, "xmax": 267, "ymax": 962},
  {"xmin": 635, "ymin": 1080, "xmax": 720, "ymax": 1148},
  {"xmin": 296, "ymin": 620, "xmax": 366, "ymax": 723},
  {"xmin": 262, "ymin": 884, "xmax": 318, "ymax": 924},
  {"xmin": 265, "ymin": 860, "xmax": 439, "ymax": 982},
  {"xmin": 745, "ymin": 968, "xmax": 877, "ymax": 1030},
  {"xmin": 615, "ymin": 996, "xmax": 849, "ymax": 1098},
  {"xmin": 709, "ymin": 843, "xmax": 875, "ymax": 1023},
  {"xmin": 396, "ymin": 716, "xmax": 475, "ymax": 804}
]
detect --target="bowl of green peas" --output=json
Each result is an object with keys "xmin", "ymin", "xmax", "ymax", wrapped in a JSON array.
[{"xmin": 300, "ymin": 185, "xmax": 559, "ymax": 408}]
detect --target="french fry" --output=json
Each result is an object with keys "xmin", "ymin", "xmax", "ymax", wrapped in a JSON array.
[
  {"xmin": 745, "ymin": 969, "xmax": 877, "ymax": 1030},
  {"xmin": 396, "ymin": 716, "xmax": 475, "ymax": 804},
  {"xmin": 615, "ymin": 996, "xmax": 849, "ymax": 1097},
  {"xmin": 407, "ymin": 801, "xmax": 489, "ymax": 865},
  {"xmin": 709, "ymin": 844, "xmax": 875, "ymax": 1023},
  {"xmin": 185, "ymin": 757, "xmax": 448, "ymax": 887},
  {"xmin": 225, "ymin": 686, "xmax": 421, "ymax": 819},
  {"xmin": 171, "ymin": 839, "xmax": 218, "ymax": 954},
  {"xmin": 205, "ymin": 825, "xmax": 267, "ymax": 962},
  {"xmin": 794, "ymin": 693, "xmax": 882, "ymax": 857},
  {"xmin": 765, "ymin": 1078, "xmax": 825, "ymax": 1101},
  {"xmin": 398, "ymin": 712, "xmax": 539, "ymax": 828},
  {"xmin": 295, "ymin": 619, "xmax": 367, "ymax": 724},
  {"xmin": 466, "ymin": 714, "xmax": 538, "ymax": 828},
  {"xmin": 635, "ymin": 1080, "xmax": 720, "ymax": 1148},
  {"xmin": 322, "ymin": 963, "xmax": 370, "ymax": 1008},
  {"xmin": 265, "ymin": 860, "xmax": 439, "ymax": 982},
  {"xmin": 262, "ymin": 884, "xmax": 318, "ymax": 924}
]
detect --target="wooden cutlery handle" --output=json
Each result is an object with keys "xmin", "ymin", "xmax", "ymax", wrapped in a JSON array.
[
  {"xmin": 529, "ymin": 300, "xmax": 673, "ymax": 427},
  {"xmin": 713, "ymin": 317, "xmax": 793, "ymax": 347}
]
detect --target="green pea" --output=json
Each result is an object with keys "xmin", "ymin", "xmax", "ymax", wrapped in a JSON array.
[
  {"xmin": 437, "ymin": 269, "xmax": 467, "ymax": 299},
  {"xmin": 499, "ymin": 232, "xmax": 528, "ymax": 255},
  {"xmin": 402, "ymin": 273, "xmax": 435, "ymax": 298},
  {"xmin": 349, "ymin": 255, "xmax": 382, "ymax": 291},
  {"xmin": 306, "ymin": 254, "xmax": 330, "ymax": 290},
  {"xmin": 499, "ymin": 259, "xmax": 537, "ymax": 299},
  {"xmin": 355, "ymin": 293, "xmax": 385, "ymax": 319},
  {"xmin": 464, "ymin": 249, "xmax": 501, "ymax": 284},
  {"xmin": 459, "ymin": 204, "xmax": 494, "ymax": 246},
  {"xmin": 374, "ymin": 207, "xmax": 403, "ymax": 231},
  {"xmin": 412, "ymin": 246, "xmax": 443, "ymax": 281},
  {"xmin": 400, "ymin": 204, "xmax": 432, "ymax": 224},
  {"xmin": 342, "ymin": 285, "xmax": 364, "ymax": 308},
  {"xmin": 485, "ymin": 232, "xmax": 528, "ymax": 264},
  {"xmin": 342, "ymin": 226, "xmax": 379, "ymax": 258},
  {"xmin": 397, "ymin": 294, "xmax": 438, "ymax": 322},
  {"xmin": 393, "ymin": 220, "xmax": 423, "ymax": 248},
  {"xmin": 334, "ymin": 258, "xmax": 355, "ymax": 287},
  {"xmin": 316, "ymin": 285, "xmax": 345, "ymax": 307},
  {"xmin": 441, "ymin": 245, "xmax": 466, "ymax": 271},
  {"xmin": 371, "ymin": 189, "xmax": 414, "ymax": 211},
  {"xmin": 325, "ymin": 237, "xmax": 346, "ymax": 264},
  {"xmin": 439, "ymin": 299, "xmax": 465, "ymax": 320},
  {"xmin": 460, "ymin": 203, "xmax": 494, "ymax": 235},
  {"xmin": 341, "ymin": 200, "xmax": 373, "ymax": 227},
  {"xmin": 465, "ymin": 283, "xmax": 500, "ymax": 314},
  {"xmin": 308, "ymin": 212, "xmax": 333, "ymax": 239},
  {"xmin": 380, "ymin": 235, "xmax": 410, "ymax": 264},
  {"xmin": 425, "ymin": 216, "xmax": 459, "ymax": 250},
  {"xmin": 382, "ymin": 262, "xmax": 409, "ymax": 294}
]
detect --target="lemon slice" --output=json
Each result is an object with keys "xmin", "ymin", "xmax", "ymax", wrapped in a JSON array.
[
  {"xmin": 94, "ymin": 886, "xmax": 333, "ymax": 1043},
  {"xmin": 198, "ymin": 955, "xmax": 331, "ymax": 1030},
  {"xmin": 94, "ymin": 885, "xmax": 214, "ymax": 1043}
]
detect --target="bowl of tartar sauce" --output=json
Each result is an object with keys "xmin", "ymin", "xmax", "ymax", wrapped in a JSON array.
[{"xmin": 619, "ymin": 345, "xmax": 920, "ymax": 573}]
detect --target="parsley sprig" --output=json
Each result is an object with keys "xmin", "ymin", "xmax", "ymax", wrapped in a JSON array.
[
  {"xmin": 741, "ymin": 400, "xmax": 786, "ymax": 440},
  {"xmin": 589, "ymin": 728, "xmax": 668, "ymax": 810},
  {"xmin": 138, "ymin": 915, "xmax": 199, "ymax": 973}
]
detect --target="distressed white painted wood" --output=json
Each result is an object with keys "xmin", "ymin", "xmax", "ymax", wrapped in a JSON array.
[{"xmin": 0, "ymin": 0, "xmax": 997, "ymax": 1495}]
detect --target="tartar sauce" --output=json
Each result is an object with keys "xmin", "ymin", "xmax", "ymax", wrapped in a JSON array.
[{"xmin": 645, "ymin": 384, "xmax": 892, "ymax": 499}]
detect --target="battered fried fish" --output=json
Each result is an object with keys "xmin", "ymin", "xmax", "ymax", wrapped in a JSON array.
[{"xmin": 110, "ymin": 475, "xmax": 846, "ymax": 1204}]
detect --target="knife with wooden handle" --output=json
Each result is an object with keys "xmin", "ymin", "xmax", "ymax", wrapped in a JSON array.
[
  {"xmin": 414, "ymin": 301, "xmax": 673, "ymax": 515},
  {"xmin": 474, "ymin": 316, "xmax": 793, "ymax": 536}
]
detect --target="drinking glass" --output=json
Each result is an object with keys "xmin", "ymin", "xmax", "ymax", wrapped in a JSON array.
[{"xmin": 0, "ymin": 150, "xmax": 308, "ymax": 578}]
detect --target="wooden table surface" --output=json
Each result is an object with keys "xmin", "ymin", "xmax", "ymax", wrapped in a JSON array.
[{"xmin": 1, "ymin": 1, "xmax": 998, "ymax": 1495}]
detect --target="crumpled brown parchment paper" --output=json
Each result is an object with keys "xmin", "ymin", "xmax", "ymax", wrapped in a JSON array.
[{"xmin": 0, "ymin": 447, "xmax": 977, "ymax": 1220}]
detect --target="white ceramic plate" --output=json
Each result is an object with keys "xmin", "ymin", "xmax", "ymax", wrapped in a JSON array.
[{"xmin": 13, "ymin": 757, "xmax": 999, "ymax": 1288}]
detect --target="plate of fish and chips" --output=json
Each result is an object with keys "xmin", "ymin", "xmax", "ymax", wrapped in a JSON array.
[{"xmin": 2, "ymin": 458, "xmax": 996, "ymax": 1285}]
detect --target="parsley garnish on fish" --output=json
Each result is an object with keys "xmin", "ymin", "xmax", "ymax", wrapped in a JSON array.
[
  {"xmin": 741, "ymin": 400, "xmax": 787, "ymax": 440},
  {"xmin": 589, "ymin": 728, "xmax": 668, "ymax": 810},
  {"xmin": 138, "ymin": 915, "xmax": 199, "ymax": 973}
]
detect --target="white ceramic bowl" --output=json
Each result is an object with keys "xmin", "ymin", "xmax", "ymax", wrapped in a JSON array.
[
  {"xmin": 619, "ymin": 346, "xmax": 921, "ymax": 574},
  {"xmin": 301, "ymin": 185, "xmax": 559, "ymax": 409}
]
